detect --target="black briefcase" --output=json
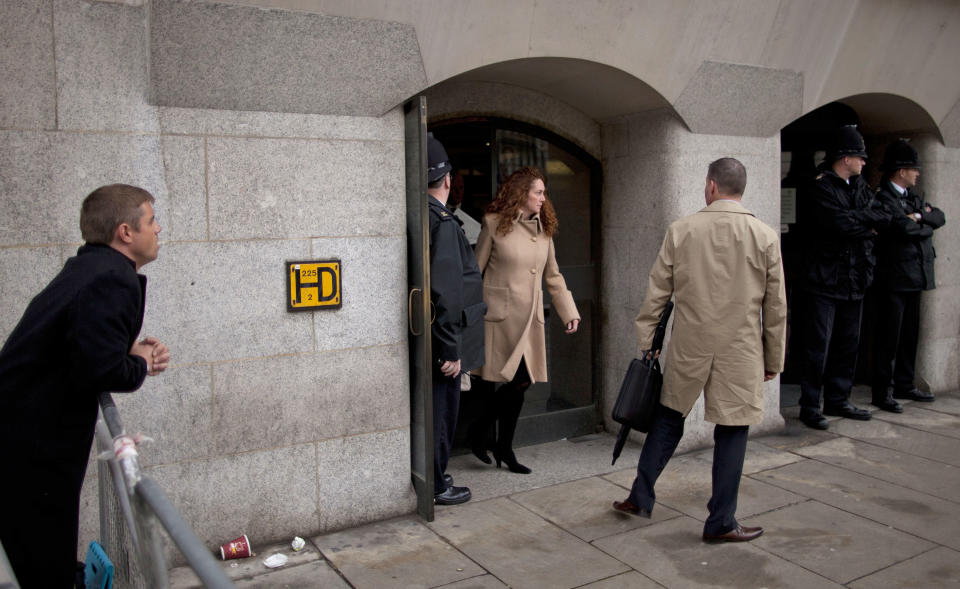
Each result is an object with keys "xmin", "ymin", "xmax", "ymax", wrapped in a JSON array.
[
  {"xmin": 611, "ymin": 301, "xmax": 673, "ymax": 434},
  {"xmin": 611, "ymin": 356, "xmax": 662, "ymax": 433}
]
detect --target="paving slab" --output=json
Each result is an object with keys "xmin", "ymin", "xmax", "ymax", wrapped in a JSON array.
[
  {"xmin": 827, "ymin": 418, "xmax": 960, "ymax": 466},
  {"xmin": 437, "ymin": 574, "xmax": 509, "ymax": 588},
  {"xmin": 233, "ymin": 560, "xmax": 350, "ymax": 588},
  {"xmin": 848, "ymin": 385, "xmax": 879, "ymax": 408},
  {"xmin": 691, "ymin": 440, "xmax": 805, "ymax": 474},
  {"xmin": 753, "ymin": 410, "xmax": 840, "ymax": 451},
  {"xmin": 847, "ymin": 546, "xmax": 960, "ymax": 588},
  {"xmin": 577, "ymin": 571, "xmax": 663, "ymax": 588},
  {"xmin": 593, "ymin": 516, "xmax": 843, "ymax": 589},
  {"xmin": 794, "ymin": 436, "xmax": 960, "ymax": 503},
  {"xmin": 872, "ymin": 405, "xmax": 960, "ymax": 439},
  {"xmin": 509, "ymin": 476, "xmax": 681, "ymax": 542},
  {"xmin": 447, "ymin": 434, "xmax": 634, "ymax": 502},
  {"xmin": 603, "ymin": 455, "xmax": 806, "ymax": 523},
  {"xmin": 426, "ymin": 497, "xmax": 629, "ymax": 589},
  {"xmin": 754, "ymin": 460, "xmax": 960, "ymax": 550},
  {"xmin": 746, "ymin": 501, "xmax": 935, "ymax": 584},
  {"xmin": 167, "ymin": 538, "xmax": 322, "ymax": 588},
  {"xmin": 922, "ymin": 395, "xmax": 960, "ymax": 416},
  {"xmin": 313, "ymin": 517, "xmax": 484, "ymax": 589}
]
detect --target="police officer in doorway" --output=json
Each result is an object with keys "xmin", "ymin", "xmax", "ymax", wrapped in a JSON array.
[
  {"xmin": 871, "ymin": 140, "xmax": 945, "ymax": 410},
  {"xmin": 426, "ymin": 133, "xmax": 486, "ymax": 505},
  {"xmin": 796, "ymin": 126, "xmax": 891, "ymax": 430}
]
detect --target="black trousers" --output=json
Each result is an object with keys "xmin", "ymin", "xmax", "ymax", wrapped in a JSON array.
[
  {"xmin": 872, "ymin": 289, "xmax": 921, "ymax": 396},
  {"xmin": 798, "ymin": 292, "xmax": 864, "ymax": 411},
  {"xmin": 0, "ymin": 457, "xmax": 86, "ymax": 588},
  {"xmin": 432, "ymin": 366, "xmax": 461, "ymax": 494},
  {"xmin": 627, "ymin": 404, "xmax": 749, "ymax": 536}
]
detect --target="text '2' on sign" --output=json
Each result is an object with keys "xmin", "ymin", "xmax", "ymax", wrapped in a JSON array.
[{"xmin": 287, "ymin": 260, "xmax": 341, "ymax": 311}]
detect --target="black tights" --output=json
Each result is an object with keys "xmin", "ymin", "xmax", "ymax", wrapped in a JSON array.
[{"xmin": 471, "ymin": 358, "xmax": 531, "ymax": 454}]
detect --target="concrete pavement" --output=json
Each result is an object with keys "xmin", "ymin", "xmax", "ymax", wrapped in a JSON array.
[{"xmin": 170, "ymin": 388, "xmax": 960, "ymax": 588}]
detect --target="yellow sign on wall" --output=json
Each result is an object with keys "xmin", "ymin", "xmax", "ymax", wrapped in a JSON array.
[{"xmin": 287, "ymin": 260, "xmax": 341, "ymax": 311}]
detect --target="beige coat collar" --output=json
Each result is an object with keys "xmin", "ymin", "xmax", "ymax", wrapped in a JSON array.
[
  {"xmin": 700, "ymin": 199, "xmax": 754, "ymax": 216},
  {"xmin": 514, "ymin": 211, "xmax": 542, "ymax": 234}
]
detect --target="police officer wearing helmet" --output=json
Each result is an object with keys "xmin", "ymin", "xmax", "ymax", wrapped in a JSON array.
[
  {"xmin": 871, "ymin": 140, "xmax": 945, "ymax": 410},
  {"xmin": 796, "ymin": 125, "xmax": 891, "ymax": 430},
  {"xmin": 426, "ymin": 133, "xmax": 486, "ymax": 505}
]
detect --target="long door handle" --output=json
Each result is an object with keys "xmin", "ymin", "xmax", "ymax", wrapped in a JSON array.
[{"xmin": 408, "ymin": 288, "xmax": 422, "ymax": 336}]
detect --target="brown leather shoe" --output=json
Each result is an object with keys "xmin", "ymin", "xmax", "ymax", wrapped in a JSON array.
[
  {"xmin": 612, "ymin": 499, "xmax": 651, "ymax": 518},
  {"xmin": 702, "ymin": 525, "xmax": 763, "ymax": 543}
]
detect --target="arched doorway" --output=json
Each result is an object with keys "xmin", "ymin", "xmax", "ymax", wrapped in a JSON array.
[
  {"xmin": 778, "ymin": 95, "xmax": 944, "ymax": 406},
  {"xmin": 430, "ymin": 117, "xmax": 603, "ymax": 447}
]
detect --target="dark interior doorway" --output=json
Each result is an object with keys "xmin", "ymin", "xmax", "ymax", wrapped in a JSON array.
[
  {"xmin": 430, "ymin": 118, "xmax": 603, "ymax": 448},
  {"xmin": 779, "ymin": 102, "xmax": 881, "ymax": 401}
]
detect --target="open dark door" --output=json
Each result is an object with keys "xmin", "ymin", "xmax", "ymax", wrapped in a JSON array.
[{"xmin": 404, "ymin": 96, "xmax": 434, "ymax": 521}]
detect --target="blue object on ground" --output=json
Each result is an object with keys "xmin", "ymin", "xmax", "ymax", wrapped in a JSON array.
[{"xmin": 84, "ymin": 541, "xmax": 114, "ymax": 589}]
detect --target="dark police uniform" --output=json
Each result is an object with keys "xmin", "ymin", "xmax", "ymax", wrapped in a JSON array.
[
  {"xmin": 872, "ymin": 178, "xmax": 945, "ymax": 402},
  {"xmin": 429, "ymin": 195, "xmax": 485, "ymax": 495},
  {"xmin": 797, "ymin": 164, "xmax": 890, "ymax": 419}
]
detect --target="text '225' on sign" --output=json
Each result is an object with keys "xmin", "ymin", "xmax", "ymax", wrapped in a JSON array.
[{"xmin": 287, "ymin": 260, "xmax": 342, "ymax": 311}]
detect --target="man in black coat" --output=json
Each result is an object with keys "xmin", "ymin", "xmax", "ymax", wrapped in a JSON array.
[
  {"xmin": 0, "ymin": 184, "xmax": 170, "ymax": 588},
  {"xmin": 871, "ymin": 140, "xmax": 945, "ymax": 410},
  {"xmin": 427, "ymin": 134, "xmax": 485, "ymax": 506},
  {"xmin": 796, "ymin": 126, "xmax": 891, "ymax": 430}
]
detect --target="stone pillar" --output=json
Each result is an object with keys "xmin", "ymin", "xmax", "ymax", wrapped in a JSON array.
[
  {"xmin": 912, "ymin": 135, "xmax": 960, "ymax": 393},
  {"xmin": 600, "ymin": 109, "xmax": 783, "ymax": 453}
]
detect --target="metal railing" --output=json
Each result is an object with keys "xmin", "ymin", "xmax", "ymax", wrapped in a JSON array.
[
  {"xmin": 0, "ymin": 538, "xmax": 19, "ymax": 589},
  {"xmin": 97, "ymin": 392, "xmax": 234, "ymax": 589}
]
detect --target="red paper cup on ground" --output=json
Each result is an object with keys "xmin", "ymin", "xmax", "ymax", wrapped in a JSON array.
[{"xmin": 220, "ymin": 534, "xmax": 252, "ymax": 560}]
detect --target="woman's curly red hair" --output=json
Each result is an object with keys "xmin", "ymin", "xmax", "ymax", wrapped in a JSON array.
[{"xmin": 486, "ymin": 167, "xmax": 558, "ymax": 237}]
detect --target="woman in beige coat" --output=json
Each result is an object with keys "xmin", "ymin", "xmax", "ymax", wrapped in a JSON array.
[{"xmin": 468, "ymin": 167, "xmax": 580, "ymax": 473}]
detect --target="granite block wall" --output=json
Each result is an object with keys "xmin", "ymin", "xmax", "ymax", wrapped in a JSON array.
[
  {"xmin": 600, "ymin": 109, "xmax": 784, "ymax": 452},
  {"xmin": 914, "ymin": 135, "xmax": 960, "ymax": 394},
  {"xmin": 0, "ymin": 0, "xmax": 415, "ymax": 566}
]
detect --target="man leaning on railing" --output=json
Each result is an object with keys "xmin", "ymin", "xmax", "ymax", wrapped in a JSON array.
[{"xmin": 0, "ymin": 184, "xmax": 170, "ymax": 589}]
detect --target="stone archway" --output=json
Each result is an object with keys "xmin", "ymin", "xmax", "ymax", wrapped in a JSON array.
[{"xmin": 418, "ymin": 57, "xmax": 794, "ymax": 451}]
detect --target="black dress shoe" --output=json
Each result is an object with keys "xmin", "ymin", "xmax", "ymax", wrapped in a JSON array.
[
  {"xmin": 612, "ymin": 499, "xmax": 651, "ymax": 519},
  {"xmin": 435, "ymin": 485, "xmax": 471, "ymax": 505},
  {"xmin": 799, "ymin": 410, "xmax": 829, "ymax": 430},
  {"xmin": 443, "ymin": 473, "xmax": 453, "ymax": 487},
  {"xmin": 823, "ymin": 402, "xmax": 872, "ymax": 420},
  {"xmin": 871, "ymin": 398, "xmax": 904, "ymax": 413},
  {"xmin": 703, "ymin": 525, "xmax": 763, "ymax": 543},
  {"xmin": 893, "ymin": 388, "xmax": 936, "ymax": 402}
]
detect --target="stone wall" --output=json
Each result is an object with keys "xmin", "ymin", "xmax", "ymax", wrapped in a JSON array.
[{"xmin": 1, "ymin": 0, "xmax": 416, "ymax": 564}]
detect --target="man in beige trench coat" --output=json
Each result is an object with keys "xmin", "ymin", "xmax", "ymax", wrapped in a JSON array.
[{"xmin": 613, "ymin": 158, "xmax": 787, "ymax": 543}]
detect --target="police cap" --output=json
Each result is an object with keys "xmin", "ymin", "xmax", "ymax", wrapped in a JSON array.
[
  {"xmin": 427, "ymin": 133, "xmax": 452, "ymax": 183},
  {"xmin": 828, "ymin": 125, "xmax": 868, "ymax": 161},
  {"xmin": 882, "ymin": 139, "xmax": 920, "ymax": 171}
]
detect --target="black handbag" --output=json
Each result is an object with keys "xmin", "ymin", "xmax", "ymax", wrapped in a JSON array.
[{"xmin": 611, "ymin": 301, "xmax": 673, "ymax": 464}]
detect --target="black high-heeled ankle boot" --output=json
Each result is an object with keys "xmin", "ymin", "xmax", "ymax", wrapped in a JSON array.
[
  {"xmin": 491, "ymin": 375, "xmax": 532, "ymax": 474},
  {"xmin": 493, "ymin": 448, "xmax": 531, "ymax": 474},
  {"xmin": 470, "ymin": 438, "xmax": 492, "ymax": 464}
]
